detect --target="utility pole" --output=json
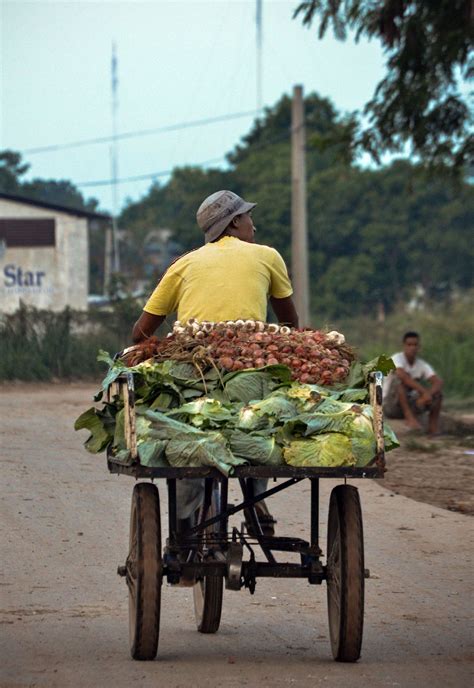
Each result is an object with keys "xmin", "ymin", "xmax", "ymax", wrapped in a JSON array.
[
  {"xmin": 291, "ymin": 84, "xmax": 310, "ymax": 326},
  {"xmin": 103, "ymin": 221, "xmax": 113, "ymax": 296},
  {"xmin": 256, "ymin": 0, "xmax": 263, "ymax": 110},
  {"xmin": 110, "ymin": 41, "xmax": 120, "ymax": 275}
]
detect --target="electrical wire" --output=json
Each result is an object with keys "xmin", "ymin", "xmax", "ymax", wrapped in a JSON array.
[
  {"xmin": 76, "ymin": 126, "xmax": 300, "ymax": 188},
  {"xmin": 21, "ymin": 110, "xmax": 261, "ymax": 155},
  {"xmin": 76, "ymin": 156, "xmax": 227, "ymax": 187}
]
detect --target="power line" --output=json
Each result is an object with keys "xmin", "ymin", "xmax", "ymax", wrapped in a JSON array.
[
  {"xmin": 76, "ymin": 156, "xmax": 227, "ymax": 188},
  {"xmin": 21, "ymin": 110, "xmax": 261, "ymax": 155},
  {"xmin": 76, "ymin": 127, "xmax": 296, "ymax": 188}
]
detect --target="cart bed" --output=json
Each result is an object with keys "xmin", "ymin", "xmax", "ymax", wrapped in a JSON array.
[{"xmin": 107, "ymin": 458, "xmax": 383, "ymax": 479}]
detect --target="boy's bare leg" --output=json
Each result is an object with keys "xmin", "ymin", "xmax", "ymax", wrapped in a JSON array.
[
  {"xmin": 398, "ymin": 384, "xmax": 423, "ymax": 430},
  {"xmin": 428, "ymin": 393, "xmax": 443, "ymax": 435}
]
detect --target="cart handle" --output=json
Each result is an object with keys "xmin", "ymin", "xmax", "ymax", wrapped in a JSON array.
[
  {"xmin": 107, "ymin": 372, "xmax": 138, "ymax": 461},
  {"xmin": 369, "ymin": 371, "xmax": 385, "ymax": 470}
]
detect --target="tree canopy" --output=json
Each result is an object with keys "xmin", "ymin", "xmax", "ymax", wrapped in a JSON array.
[
  {"xmin": 294, "ymin": 0, "xmax": 474, "ymax": 173},
  {"xmin": 120, "ymin": 92, "xmax": 474, "ymax": 319}
]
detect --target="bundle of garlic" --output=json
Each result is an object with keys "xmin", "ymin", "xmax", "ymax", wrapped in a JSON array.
[
  {"xmin": 123, "ymin": 320, "xmax": 353, "ymax": 386},
  {"xmin": 170, "ymin": 319, "xmax": 291, "ymax": 337}
]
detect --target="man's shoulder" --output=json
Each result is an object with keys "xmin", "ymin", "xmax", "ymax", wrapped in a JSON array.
[
  {"xmin": 252, "ymin": 243, "xmax": 283, "ymax": 260},
  {"xmin": 391, "ymin": 352, "xmax": 405, "ymax": 367},
  {"xmin": 164, "ymin": 247, "xmax": 203, "ymax": 272},
  {"xmin": 416, "ymin": 356, "xmax": 434, "ymax": 373}
]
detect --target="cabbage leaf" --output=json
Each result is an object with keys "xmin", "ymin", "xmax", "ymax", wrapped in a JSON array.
[
  {"xmin": 284, "ymin": 434, "xmax": 355, "ymax": 467},
  {"xmin": 228, "ymin": 430, "xmax": 283, "ymax": 465}
]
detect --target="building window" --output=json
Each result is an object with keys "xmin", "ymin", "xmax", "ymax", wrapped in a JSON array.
[{"xmin": 0, "ymin": 219, "xmax": 55, "ymax": 247}]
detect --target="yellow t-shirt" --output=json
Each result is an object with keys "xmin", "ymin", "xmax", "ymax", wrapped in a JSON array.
[{"xmin": 143, "ymin": 236, "xmax": 293, "ymax": 323}]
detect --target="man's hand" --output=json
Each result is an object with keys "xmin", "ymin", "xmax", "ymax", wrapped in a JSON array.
[
  {"xmin": 132, "ymin": 312, "xmax": 165, "ymax": 343},
  {"xmin": 269, "ymin": 296, "xmax": 299, "ymax": 328},
  {"xmin": 416, "ymin": 391, "xmax": 433, "ymax": 409}
]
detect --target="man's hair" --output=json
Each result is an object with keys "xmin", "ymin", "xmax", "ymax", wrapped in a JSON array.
[{"xmin": 403, "ymin": 331, "xmax": 419, "ymax": 342}]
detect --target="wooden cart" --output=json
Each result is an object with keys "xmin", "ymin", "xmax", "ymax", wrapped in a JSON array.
[{"xmin": 107, "ymin": 372, "xmax": 385, "ymax": 663}]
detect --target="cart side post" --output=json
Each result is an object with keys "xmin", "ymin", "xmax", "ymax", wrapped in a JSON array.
[
  {"xmin": 106, "ymin": 372, "xmax": 138, "ymax": 462},
  {"xmin": 369, "ymin": 371, "xmax": 385, "ymax": 470}
]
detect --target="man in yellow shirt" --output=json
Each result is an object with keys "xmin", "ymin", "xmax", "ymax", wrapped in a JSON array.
[
  {"xmin": 132, "ymin": 190, "xmax": 298, "ymax": 338},
  {"xmin": 132, "ymin": 190, "xmax": 298, "ymax": 534}
]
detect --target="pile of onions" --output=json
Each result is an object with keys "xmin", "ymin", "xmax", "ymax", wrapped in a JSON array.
[{"xmin": 124, "ymin": 319, "xmax": 353, "ymax": 385}]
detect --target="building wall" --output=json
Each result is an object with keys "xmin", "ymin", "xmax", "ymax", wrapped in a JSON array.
[{"xmin": 0, "ymin": 198, "xmax": 89, "ymax": 313}]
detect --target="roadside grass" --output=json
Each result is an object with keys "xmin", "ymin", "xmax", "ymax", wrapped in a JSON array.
[
  {"xmin": 329, "ymin": 299, "xmax": 474, "ymax": 399},
  {"xmin": 444, "ymin": 397, "xmax": 474, "ymax": 413},
  {"xmin": 0, "ymin": 303, "xmax": 134, "ymax": 380},
  {"xmin": 404, "ymin": 438, "xmax": 440, "ymax": 453}
]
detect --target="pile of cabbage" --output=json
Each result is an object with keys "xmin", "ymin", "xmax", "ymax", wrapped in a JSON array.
[{"xmin": 75, "ymin": 351, "xmax": 398, "ymax": 475}]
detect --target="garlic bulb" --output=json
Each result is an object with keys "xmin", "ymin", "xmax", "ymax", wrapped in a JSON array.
[
  {"xmin": 267, "ymin": 323, "xmax": 280, "ymax": 334},
  {"xmin": 327, "ymin": 330, "xmax": 346, "ymax": 345},
  {"xmin": 280, "ymin": 326, "xmax": 291, "ymax": 335}
]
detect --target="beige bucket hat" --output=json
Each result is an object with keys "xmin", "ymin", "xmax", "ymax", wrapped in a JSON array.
[{"xmin": 196, "ymin": 190, "xmax": 257, "ymax": 243}]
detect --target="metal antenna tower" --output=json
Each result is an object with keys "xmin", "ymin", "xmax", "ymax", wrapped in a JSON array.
[
  {"xmin": 110, "ymin": 41, "xmax": 120, "ymax": 273},
  {"xmin": 256, "ymin": 0, "xmax": 263, "ymax": 111}
]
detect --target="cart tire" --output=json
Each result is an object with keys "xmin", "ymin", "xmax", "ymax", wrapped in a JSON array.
[
  {"xmin": 326, "ymin": 484, "xmax": 364, "ymax": 663},
  {"xmin": 128, "ymin": 482, "xmax": 162, "ymax": 661},
  {"xmin": 193, "ymin": 484, "xmax": 224, "ymax": 633}
]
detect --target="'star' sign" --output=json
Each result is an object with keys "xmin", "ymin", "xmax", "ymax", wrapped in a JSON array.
[{"xmin": 3, "ymin": 264, "xmax": 46, "ymax": 287}]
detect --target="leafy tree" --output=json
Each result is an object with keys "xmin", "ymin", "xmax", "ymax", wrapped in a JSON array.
[
  {"xmin": 0, "ymin": 149, "xmax": 99, "ymax": 211},
  {"xmin": 294, "ymin": 0, "xmax": 473, "ymax": 172},
  {"xmin": 0, "ymin": 150, "xmax": 29, "ymax": 192}
]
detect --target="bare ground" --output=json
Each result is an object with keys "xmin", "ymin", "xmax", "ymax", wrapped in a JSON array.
[
  {"xmin": 383, "ymin": 418, "xmax": 474, "ymax": 516},
  {"xmin": 1, "ymin": 383, "xmax": 473, "ymax": 688}
]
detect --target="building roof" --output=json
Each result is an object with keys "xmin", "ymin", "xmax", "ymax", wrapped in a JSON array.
[{"xmin": 0, "ymin": 191, "xmax": 111, "ymax": 220}]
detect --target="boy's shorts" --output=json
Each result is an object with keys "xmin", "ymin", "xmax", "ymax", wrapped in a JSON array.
[{"xmin": 384, "ymin": 377, "xmax": 424, "ymax": 419}]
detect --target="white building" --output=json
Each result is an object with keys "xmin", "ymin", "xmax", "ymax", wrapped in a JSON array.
[{"xmin": 0, "ymin": 192, "xmax": 110, "ymax": 313}]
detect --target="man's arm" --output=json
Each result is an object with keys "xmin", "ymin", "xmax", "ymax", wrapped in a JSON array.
[
  {"xmin": 270, "ymin": 296, "xmax": 299, "ymax": 328},
  {"xmin": 427, "ymin": 374, "xmax": 443, "ymax": 395},
  {"xmin": 395, "ymin": 368, "xmax": 427, "ymax": 395},
  {"xmin": 395, "ymin": 368, "xmax": 443, "ymax": 402},
  {"xmin": 132, "ymin": 312, "xmax": 165, "ymax": 343}
]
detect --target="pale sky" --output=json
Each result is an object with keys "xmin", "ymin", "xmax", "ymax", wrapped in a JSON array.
[{"xmin": 1, "ymin": 0, "xmax": 385, "ymax": 211}]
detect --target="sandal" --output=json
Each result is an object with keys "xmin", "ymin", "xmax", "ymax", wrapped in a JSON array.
[{"xmin": 244, "ymin": 500, "xmax": 277, "ymax": 537}]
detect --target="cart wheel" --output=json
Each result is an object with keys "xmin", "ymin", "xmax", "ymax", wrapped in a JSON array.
[
  {"xmin": 127, "ymin": 482, "xmax": 162, "ymax": 661},
  {"xmin": 193, "ymin": 484, "xmax": 224, "ymax": 633},
  {"xmin": 326, "ymin": 484, "xmax": 364, "ymax": 662}
]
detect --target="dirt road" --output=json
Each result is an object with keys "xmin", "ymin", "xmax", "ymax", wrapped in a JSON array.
[{"xmin": 1, "ymin": 384, "xmax": 472, "ymax": 687}]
